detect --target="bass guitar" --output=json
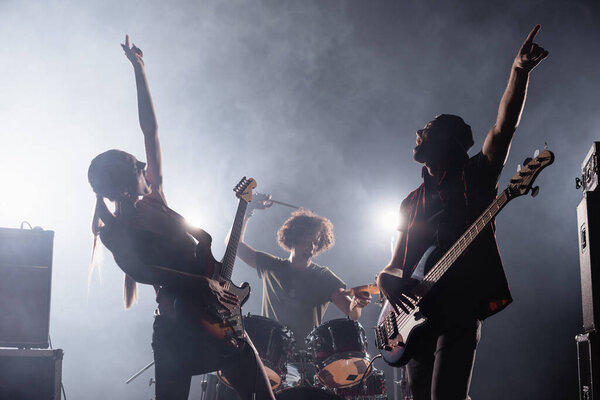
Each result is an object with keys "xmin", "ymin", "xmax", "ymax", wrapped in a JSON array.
[
  {"xmin": 375, "ymin": 149, "xmax": 554, "ymax": 366},
  {"xmin": 175, "ymin": 177, "xmax": 257, "ymax": 351}
]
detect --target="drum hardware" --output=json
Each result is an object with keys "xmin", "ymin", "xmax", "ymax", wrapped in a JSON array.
[
  {"xmin": 328, "ymin": 327, "xmax": 337, "ymax": 351},
  {"xmin": 125, "ymin": 360, "xmax": 155, "ymax": 384},
  {"xmin": 267, "ymin": 328, "xmax": 276, "ymax": 359},
  {"xmin": 200, "ymin": 377, "xmax": 208, "ymax": 400},
  {"xmin": 393, "ymin": 365, "xmax": 412, "ymax": 400},
  {"xmin": 355, "ymin": 354, "xmax": 381, "ymax": 395},
  {"xmin": 286, "ymin": 350, "xmax": 317, "ymax": 388},
  {"xmin": 335, "ymin": 367, "xmax": 387, "ymax": 399},
  {"xmin": 219, "ymin": 315, "xmax": 294, "ymax": 392},
  {"xmin": 276, "ymin": 386, "xmax": 343, "ymax": 399}
]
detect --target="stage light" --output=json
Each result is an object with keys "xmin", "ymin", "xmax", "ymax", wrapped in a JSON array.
[{"xmin": 377, "ymin": 205, "xmax": 402, "ymax": 234}]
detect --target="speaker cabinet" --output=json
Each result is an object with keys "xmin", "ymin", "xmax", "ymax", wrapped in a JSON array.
[
  {"xmin": 577, "ymin": 332, "xmax": 600, "ymax": 400},
  {"xmin": 0, "ymin": 228, "xmax": 54, "ymax": 348},
  {"xmin": 0, "ymin": 348, "xmax": 63, "ymax": 400},
  {"xmin": 578, "ymin": 192, "xmax": 600, "ymax": 333}
]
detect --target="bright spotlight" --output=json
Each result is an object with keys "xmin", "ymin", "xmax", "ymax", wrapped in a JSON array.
[{"xmin": 378, "ymin": 206, "xmax": 402, "ymax": 233}]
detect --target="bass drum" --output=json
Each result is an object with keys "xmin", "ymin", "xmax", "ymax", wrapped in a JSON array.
[
  {"xmin": 276, "ymin": 387, "xmax": 342, "ymax": 400},
  {"xmin": 219, "ymin": 315, "xmax": 294, "ymax": 391},
  {"xmin": 306, "ymin": 319, "xmax": 371, "ymax": 389},
  {"xmin": 335, "ymin": 368, "xmax": 386, "ymax": 399}
]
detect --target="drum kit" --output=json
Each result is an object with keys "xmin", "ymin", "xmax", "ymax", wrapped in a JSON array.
[
  {"xmin": 128, "ymin": 283, "xmax": 406, "ymax": 399},
  {"xmin": 209, "ymin": 312, "xmax": 387, "ymax": 400}
]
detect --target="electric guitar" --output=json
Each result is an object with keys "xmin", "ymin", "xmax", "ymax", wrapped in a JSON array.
[
  {"xmin": 375, "ymin": 149, "xmax": 554, "ymax": 366},
  {"xmin": 175, "ymin": 177, "xmax": 256, "ymax": 351}
]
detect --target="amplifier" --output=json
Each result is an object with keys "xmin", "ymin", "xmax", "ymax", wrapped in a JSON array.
[
  {"xmin": 0, "ymin": 348, "xmax": 63, "ymax": 400},
  {"xmin": 578, "ymin": 192, "xmax": 600, "ymax": 332},
  {"xmin": 0, "ymin": 227, "xmax": 54, "ymax": 348},
  {"xmin": 577, "ymin": 332, "xmax": 600, "ymax": 400},
  {"xmin": 577, "ymin": 142, "xmax": 600, "ymax": 193}
]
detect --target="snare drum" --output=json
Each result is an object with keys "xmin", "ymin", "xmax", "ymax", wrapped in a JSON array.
[
  {"xmin": 306, "ymin": 319, "xmax": 371, "ymax": 389},
  {"xmin": 219, "ymin": 314, "xmax": 294, "ymax": 391}
]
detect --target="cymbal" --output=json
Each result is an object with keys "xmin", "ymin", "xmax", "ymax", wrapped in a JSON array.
[{"xmin": 342, "ymin": 283, "xmax": 380, "ymax": 296}]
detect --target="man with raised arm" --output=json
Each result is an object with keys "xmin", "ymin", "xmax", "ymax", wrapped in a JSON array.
[
  {"xmin": 236, "ymin": 205, "xmax": 371, "ymax": 343},
  {"xmin": 376, "ymin": 26, "xmax": 548, "ymax": 400}
]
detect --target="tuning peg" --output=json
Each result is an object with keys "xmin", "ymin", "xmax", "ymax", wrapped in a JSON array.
[
  {"xmin": 523, "ymin": 157, "xmax": 533, "ymax": 166},
  {"xmin": 531, "ymin": 186, "xmax": 540, "ymax": 197},
  {"xmin": 534, "ymin": 149, "xmax": 540, "ymax": 158},
  {"xmin": 544, "ymin": 142, "xmax": 548, "ymax": 150},
  {"xmin": 517, "ymin": 163, "xmax": 522, "ymax": 172}
]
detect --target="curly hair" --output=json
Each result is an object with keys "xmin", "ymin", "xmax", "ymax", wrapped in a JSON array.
[{"xmin": 277, "ymin": 208, "xmax": 335, "ymax": 255}]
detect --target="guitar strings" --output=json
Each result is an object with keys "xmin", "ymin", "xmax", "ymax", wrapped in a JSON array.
[{"xmin": 381, "ymin": 190, "xmax": 510, "ymax": 343}]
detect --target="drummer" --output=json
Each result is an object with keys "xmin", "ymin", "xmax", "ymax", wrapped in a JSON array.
[{"xmin": 234, "ymin": 196, "xmax": 371, "ymax": 344}]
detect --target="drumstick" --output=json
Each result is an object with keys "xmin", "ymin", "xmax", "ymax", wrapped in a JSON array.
[
  {"xmin": 341, "ymin": 283, "xmax": 380, "ymax": 297},
  {"xmin": 255, "ymin": 192, "xmax": 301, "ymax": 209},
  {"xmin": 270, "ymin": 199, "xmax": 301, "ymax": 209}
]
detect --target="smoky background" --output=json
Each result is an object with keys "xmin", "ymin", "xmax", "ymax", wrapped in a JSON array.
[{"xmin": 0, "ymin": 0, "xmax": 598, "ymax": 398}]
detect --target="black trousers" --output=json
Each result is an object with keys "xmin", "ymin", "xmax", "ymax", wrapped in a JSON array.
[
  {"xmin": 152, "ymin": 316, "xmax": 273, "ymax": 400},
  {"xmin": 406, "ymin": 317, "xmax": 481, "ymax": 400}
]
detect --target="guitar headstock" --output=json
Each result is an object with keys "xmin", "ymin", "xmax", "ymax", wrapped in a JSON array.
[
  {"xmin": 508, "ymin": 148, "xmax": 554, "ymax": 198},
  {"xmin": 233, "ymin": 177, "xmax": 257, "ymax": 203}
]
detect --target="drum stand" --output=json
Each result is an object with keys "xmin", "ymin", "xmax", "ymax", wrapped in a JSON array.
[
  {"xmin": 125, "ymin": 360, "xmax": 155, "ymax": 385},
  {"xmin": 199, "ymin": 374, "xmax": 209, "ymax": 400},
  {"xmin": 295, "ymin": 350, "xmax": 314, "ymax": 387},
  {"xmin": 394, "ymin": 366, "xmax": 412, "ymax": 400}
]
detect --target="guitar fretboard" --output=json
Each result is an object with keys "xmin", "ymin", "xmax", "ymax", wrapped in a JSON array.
[
  {"xmin": 376, "ymin": 149, "xmax": 554, "ymax": 359},
  {"xmin": 220, "ymin": 200, "xmax": 248, "ymax": 281},
  {"xmin": 380, "ymin": 189, "xmax": 511, "ymax": 339},
  {"xmin": 414, "ymin": 189, "xmax": 509, "ymax": 297}
]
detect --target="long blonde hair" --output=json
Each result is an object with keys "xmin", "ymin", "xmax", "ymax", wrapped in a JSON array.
[{"xmin": 88, "ymin": 150, "xmax": 139, "ymax": 308}]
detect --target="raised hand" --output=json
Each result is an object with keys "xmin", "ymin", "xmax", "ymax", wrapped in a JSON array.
[
  {"xmin": 121, "ymin": 34, "xmax": 145, "ymax": 69},
  {"xmin": 248, "ymin": 192, "xmax": 274, "ymax": 212},
  {"xmin": 514, "ymin": 25, "xmax": 548, "ymax": 72}
]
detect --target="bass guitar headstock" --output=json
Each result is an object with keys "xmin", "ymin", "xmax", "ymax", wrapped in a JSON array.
[
  {"xmin": 508, "ymin": 147, "xmax": 554, "ymax": 199},
  {"xmin": 233, "ymin": 177, "xmax": 257, "ymax": 203}
]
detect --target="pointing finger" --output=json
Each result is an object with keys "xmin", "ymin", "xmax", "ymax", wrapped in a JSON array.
[{"xmin": 522, "ymin": 24, "xmax": 541, "ymax": 49}]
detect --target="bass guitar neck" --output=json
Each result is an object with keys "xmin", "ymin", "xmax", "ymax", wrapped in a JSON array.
[{"xmin": 376, "ymin": 149, "xmax": 554, "ymax": 366}]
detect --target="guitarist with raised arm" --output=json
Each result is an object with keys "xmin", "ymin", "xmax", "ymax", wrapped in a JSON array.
[
  {"xmin": 376, "ymin": 26, "xmax": 548, "ymax": 400},
  {"xmin": 87, "ymin": 36, "xmax": 275, "ymax": 400}
]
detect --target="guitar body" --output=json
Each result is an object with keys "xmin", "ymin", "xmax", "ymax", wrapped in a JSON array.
[
  {"xmin": 377, "ymin": 300, "xmax": 427, "ymax": 366},
  {"xmin": 175, "ymin": 241, "xmax": 251, "ymax": 352},
  {"xmin": 375, "ymin": 149, "xmax": 555, "ymax": 367},
  {"xmin": 376, "ymin": 246, "xmax": 438, "ymax": 366},
  {"xmin": 174, "ymin": 177, "xmax": 257, "ymax": 352}
]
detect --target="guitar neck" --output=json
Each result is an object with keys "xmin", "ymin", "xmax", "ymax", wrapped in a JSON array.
[
  {"xmin": 414, "ymin": 188, "xmax": 510, "ymax": 296},
  {"xmin": 220, "ymin": 199, "xmax": 248, "ymax": 281}
]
